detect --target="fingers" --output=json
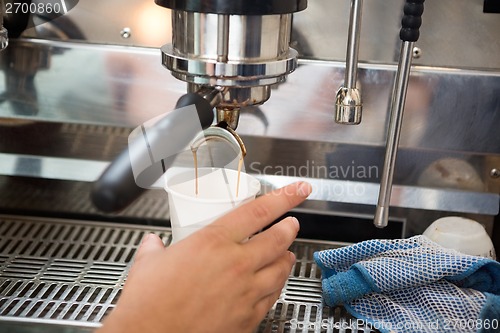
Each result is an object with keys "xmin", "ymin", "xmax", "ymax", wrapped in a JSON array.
[
  {"xmin": 127, "ymin": 234, "xmax": 165, "ymax": 281},
  {"xmin": 252, "ymin": 251, "xmax": 295, "ymax": 298},
  {"xmin": 135, "ymin": 233, "xmax": 165, "ymax": 262},
  {"xmin": 212, "ymin": 181, "xmax": 312, "ymax": 243},
  {"xmin": 250, "ymin": 252, "xmax": 293, "ymax": 330},
  {"xmin": 245, "ymin": 216, "xmax": 299, "ymax": 270},
  {"xmin": 253, "ymin": 288, "xmax": 284, "ymax": 326}
]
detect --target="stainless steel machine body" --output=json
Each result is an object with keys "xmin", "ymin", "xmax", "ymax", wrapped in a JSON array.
[{"xmin": 0, "ymin": 0, "xmax": 499, "ymax": 332}]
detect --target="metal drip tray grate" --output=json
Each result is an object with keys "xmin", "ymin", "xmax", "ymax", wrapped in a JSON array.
[{"xmin": 0, "ymin": 216, "xmax": 371, "ymax": 332}]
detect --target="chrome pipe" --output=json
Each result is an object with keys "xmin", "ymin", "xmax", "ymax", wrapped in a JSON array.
[
  {"xmin": 335, "ymin": 0, "xmax": 363, "ymax": 125},
  {"xmin": 374, "ymin": 41, "xmax": 415, "ymax": 228},
  {"xmin": 345, "ymin": 0, "xmax": 363, "ymax": 89}
]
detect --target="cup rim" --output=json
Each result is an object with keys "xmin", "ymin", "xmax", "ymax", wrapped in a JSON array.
[{"xmin": 164, "ymin": 167, "xmax": 261, "ymax": 204}]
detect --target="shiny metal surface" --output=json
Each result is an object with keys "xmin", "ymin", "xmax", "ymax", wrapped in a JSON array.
[
  {"xmin": 1, "ymin": 152, "xmax": 498, "ymax": 216},
  {"xmin": 164, "ymin": 11, "xmax": 297, "ymax": 88},
  {"xmin": 162, "ymin": 44, "xmax": 298, "ymax": 87},
  {"xmin": 257, "ymin": 174, "xmax": 499, "ymax": 216},
  {"xmin": 374, "ymin": 42, "xmax": 416, "ymax": 228},
  {"xmin": 335, "ymin": 0, "xmax": 363, "ymax": 125},
  {"xmin": 163, "ymin": 11, "xmax": 299, "ymax": 130},
  {"xmin": 216, "ymin": 14, "xmax": 229, "ymax": 63},
  {"xmin": 293, "ymin": 0, "xmax": 500, "ymax": 69},
  {"xmin": 216, "ymin": 108, "xmax": 241, "ymax": 130},
  {"xmin": 0, "ymin": 216, "xmax": 169, "ymax": 330},
  {"xmin": 0, "ymin": 28, "xmax": 8, "ymax": 51},
  {"xmin": 0, "ymin": 153, "xmax": 108, "ymax": 182},
  {"xmin": 344, "ymin": 0, "xmax": 363, "ymax": 90},
  {"xmin": 0, "ymin": 215, "xmax": 372, "ymax": 333},
  {"xmin": 189, "ymin": 83, "xmax": 272, "ymax": 129},
  {"xmin": 1, "ymin": 4, "xmax": 497, "ymax": 329},
  {"xmin": 0, "ymin": 2, "xmax": 7, "ymax": 51},
  {"xmin": 171, "ymin": 12, "xmax": 292, "ymax": 62},
  {"xmin": 1, "ymin": 40, "xmax": 499, "ymax": 214},
  {"xmin": 217, "ymin": 85, "xmax": 271, "ymax": 108},
  {"xmin": 22, "ymin": 0, "xmax": 500, "ymax": 70},
  {"xmin": 1, "ymin": 40, "xmax": 499, "ymax": 153},
  {"xmin": 334, "ymin": 87, "xmax": 362, "ymax": 124},
  {"xmin": 191, "ymin": 125, "xmax": 247, "ymax": 159},
  {"xmin": 0, "ymin": 40, "xmax": 499, "ymax": 225}
]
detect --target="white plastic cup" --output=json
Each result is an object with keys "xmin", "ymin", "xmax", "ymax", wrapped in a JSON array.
[
  {"xmin": 423, "ymin": 216, "xmax": 496, "ymax": 259},
  {"xmin": 165, "ymin": 167, "xmax": 261, "ymax": 243}
]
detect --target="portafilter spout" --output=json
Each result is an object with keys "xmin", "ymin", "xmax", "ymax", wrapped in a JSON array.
[
  {"xmin": 191, "ymin": 123, "xmax": 247, "ymax": 159},
  {"xmin": 374, "ymin": 0, "xmax": 425, "ymax": 228}
]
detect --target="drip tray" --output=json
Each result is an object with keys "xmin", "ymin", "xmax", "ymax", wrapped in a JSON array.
[{"xmin": 0, "ymin": 216, "xmax": 372, "ymax": 333}]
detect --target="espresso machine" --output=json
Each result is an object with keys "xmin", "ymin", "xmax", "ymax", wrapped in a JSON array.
[{"xmin": 0, "ymin": 0, "xmax": 499, "ymax": 332}]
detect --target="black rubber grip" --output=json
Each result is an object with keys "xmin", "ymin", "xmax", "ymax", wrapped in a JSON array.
[
  {"xmin": 91, "ymin": 93, "xmax": 214, "ymax": 213},
  {"xmin": 155, "ymin": 0, "xmax": 307, "ymax": 15},
  {"xmin": 3, "ymin": 0, "xmax": 33, "ymax": 38},
  {"xmin": 400, "ymin": 0, "xmax": 425, "ymax": 42},
  {"xmin": 484, "ymin": 0, "xmax": 500, "ymax": 13}
]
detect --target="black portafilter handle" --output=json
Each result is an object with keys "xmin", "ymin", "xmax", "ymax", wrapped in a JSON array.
[
  {"xmin": 400, "ymin": 0, "xmax": 425, "ymax": 42},
  {"xmin": 91, "ymin": 93, "xmax": 215, "ymax": 213}
]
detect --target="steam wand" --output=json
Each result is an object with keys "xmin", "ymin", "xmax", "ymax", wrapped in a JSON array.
[
  {"xmin": 335, "ymin": 0, "xmax": 363, "ymax": 124},
  {"xmin": 374, "ymin": 0, "xmax": 425, "ymax": 228}
]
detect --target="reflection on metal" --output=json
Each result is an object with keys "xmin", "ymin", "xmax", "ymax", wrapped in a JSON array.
[
  {"xmin": 257, "ymin": 174, "xmax": 499, "ymax": 216},
  {"xmin": 1, "ymin": 153, "xmax": 497, "ymax": 216},
  {"xmin": 0, "ymin": 39, "xmax": 498, "ymax": 221},
  {"xmin": 120, "ymin": 27, "xmax": 131, "ymax": 39},
  {"xmin": 191, "ymin": 125, "xmax": 247, "ymax": 158},
  {"xmin": 0, "ymin": 153, "xmax": 108, "ymax": 183},
  {"xmin": 162, "ymin": 44, "xmax": 298, "ymax": 87},
  {"xmin": 162, "ymin": 11, "xmax": 300, "ymax": 131},
  {"xmin": 0, "ymin": 40, "xmax": 499, "ymax": 154},
  {"xmin": 0, "ymin": 28, "xmax": 8, "ymax": 51},
  {"xmin": 0, "ymin": 216, "xmax": 366, "ymax": 333},
  {"xmin": 0, "ymin": 3, "xmax": 8, "ymax": 51},
  {"xmin": 21, "ymin": 0, "xmax": 500, "ymax": 70}
]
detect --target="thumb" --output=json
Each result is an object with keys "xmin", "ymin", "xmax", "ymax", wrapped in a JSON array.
[
  {"xmin": 126, "ymin": 233, "xmax": 165, "ymax": 285},
  {"xmin": 135, "ymin": 233, "xmax": 165, "ymax": 262}
]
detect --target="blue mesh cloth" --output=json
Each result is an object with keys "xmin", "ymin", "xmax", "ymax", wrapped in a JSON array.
[{"xmin": 313, "ymin": 236, "xmax": 500, "ymax": 333}]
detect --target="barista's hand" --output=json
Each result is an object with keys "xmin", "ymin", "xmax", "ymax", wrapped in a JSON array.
[{"xmin": 97, "ymin": 181, "xmax": 312, "ymax": 333}]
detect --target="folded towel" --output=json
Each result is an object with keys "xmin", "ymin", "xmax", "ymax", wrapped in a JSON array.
[{"xmin": 314, "ymin": 236, "xmax": 500, "ymax": 333}]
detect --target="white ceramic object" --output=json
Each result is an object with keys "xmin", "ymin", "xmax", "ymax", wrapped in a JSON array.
[
  {"xmin": 417, "ymin": 158, "xmax": 483, "ymax": 191},
  {"xmin": 423, "ymin": 216, "xmax": 496, "ymax": 260},
  {"xmin": 165, "ymin": 167, "xmax": 261, "ymax": 243}
]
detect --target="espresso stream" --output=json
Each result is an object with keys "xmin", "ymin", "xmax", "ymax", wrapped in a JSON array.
[
  {"xmin": 192, "ymin": 150, "xmax": 243, "ymax": 198},
  {"xmin": 192, "ymin": 150, "xmax": 199, "ymax": 196}
]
